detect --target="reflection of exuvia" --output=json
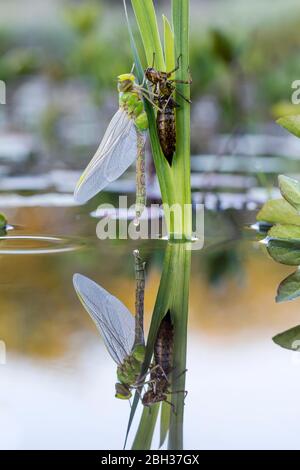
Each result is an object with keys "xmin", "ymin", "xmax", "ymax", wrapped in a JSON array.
[
  {"xmin": 0, "ymin": 80, "xmax": 6, "ymax": 105},
  {"xmin": 0, "ymin": 340, "xmax": 6, "ymax": 365},
  {"xmin": 142, "ymin": 311, "xmax": 187, "ymax": 411}
]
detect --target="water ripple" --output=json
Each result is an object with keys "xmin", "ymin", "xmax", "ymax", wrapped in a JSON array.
[{"xmin": 0, "ymin": 235, "xmax": 83, "ymax": 255}]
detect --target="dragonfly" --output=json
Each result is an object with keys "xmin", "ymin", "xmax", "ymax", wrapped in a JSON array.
[
  {"xmin": 74, "ymin": 73, "xmax": 148, "ymax": 222},
  {"xmin": 73, "ymin": 250, "xmax": 146, "ymax": 399}
]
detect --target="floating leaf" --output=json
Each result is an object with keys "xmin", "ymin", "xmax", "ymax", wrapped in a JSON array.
[
  {"xmin": 268, "ymin": 224, "xmax": 300, "ymax": 241},
  {"xmin": 257, "ymin": 199, "xmax": 300, "ymax": 226},
  {"xmin": 278, "ymin": 174, "xmax": 300, "ymax": 212},
  {"xmin": 277, "ymin": 115, "xmax": 300, "ymax": 138},
  {"xmin": 273, "ymin": 325, "xmax": 300, "ymax": 351},
  {"xmin": 276, "ymin": 269, "xmax": 300, "ymax": 303},
  {"xmin": 267, "ymin": 239, "xmax": 300, "ymax": 266}
]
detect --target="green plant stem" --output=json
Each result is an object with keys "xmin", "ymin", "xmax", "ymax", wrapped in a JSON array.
[
  {"xmin": 130, "ymin": 243, "xmax": 191, "ymax": 450},
  {"xmin": 168, "ymin": 243, "xmax": 191, "ymax": 449},
  {"xmin": 132, "ymin": 404, "xmax": 160, "ymax": 450},
  {"xmin": 172, "ymin": 0, "xmax": 192, "ymax": 239}
]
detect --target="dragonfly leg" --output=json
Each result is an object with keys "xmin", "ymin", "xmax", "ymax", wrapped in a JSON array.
[
  {"xmin": 138, "ymin": 85, "xmax": 159, "ymax": 98},
  {"xmin": 168, "ymin": 389, "xmax": 188, "ymax": 399},
  {"xmin": 139, "ymin": 90, "xmax": 164, "ymax": 112},
  {"xmin": 150, "ymin": 363, "xmax": 171, "ymax": 382},
  {"xmin": 170, "ymin": 78, "xmax": 193, "ymax": 85},
  {"xmin": 169, "ymin": 63, "xmax": 192, "ymax": 85},
  {"xmin": 174, "ymin": 368, "xmax": 188, "ymax": 380},
  {"xmin": 165, "ymin": 399, "xmax": 176, "ymax": 414},
  {"xmin": 167, "ymin": 54, "xmax": 182, "ymax": 76},
  {"xmin": 172, "ymin": 86, "xmax": 192, "ymax": 104}
]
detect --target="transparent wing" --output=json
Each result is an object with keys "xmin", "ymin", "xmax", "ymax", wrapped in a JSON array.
[
  {"xmin": 73, "ymin": 273, "xmax": 135, "ymax": 365},
  {"xmin": 74, "ymin": 109, "xmax": 145, "ymax": 204}
]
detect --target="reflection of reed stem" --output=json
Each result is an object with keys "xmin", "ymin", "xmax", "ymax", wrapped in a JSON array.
[
  {"xmin": 169, "ymin": 244, "xmax": 191, "ymax": 450},
  {"xmin": 131, "ymin": 243, "xmax": 191, "ymax": 450}
]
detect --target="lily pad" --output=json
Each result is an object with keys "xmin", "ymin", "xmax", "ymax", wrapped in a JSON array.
[
  {"xmin": 278, "ymin": 174, "xmax": 300, "ymax": 211},
  {"xmin": 276, "ymin": 269, "xmax": 300, "ymax": 303},
  {"xmin": 267, "ymin": 239, "xmax": 300, "ymax": 265},
  {"xmin": 277, "ymin": 115, "xmax": 300, "ymax": 138},
  {"xmin": 273, "ymin": 325, "xmax": 300, "ymax": 351},
  {"xmin": 268, "ymin": 224, "xmax": 300, "ymax": 241},
  {"xmin": 257, "ymin": 199, "xmax": 300, "ymax": 226}
]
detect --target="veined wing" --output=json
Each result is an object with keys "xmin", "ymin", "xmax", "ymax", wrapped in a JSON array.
[
  {"xmin": 73, "ymin": 273, "xmax": 135, "ymax": 365},
  {"xmin": 74, "ymin": 109, "xmax": 145, "ymax": 204}
]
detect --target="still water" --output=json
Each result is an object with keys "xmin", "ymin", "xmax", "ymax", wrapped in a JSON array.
[{"xmin": 0, "ymin": 203, "xmax": 300, "ymax": 449}]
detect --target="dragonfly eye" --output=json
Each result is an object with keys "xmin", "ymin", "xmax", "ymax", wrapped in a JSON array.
[
  {"xmin": 118, "ymin": 73, "xmax": 135, "ymax": 92},
  {"xmin": 115, "ymin": 382, "xmax": 132, "ymax": 400}
]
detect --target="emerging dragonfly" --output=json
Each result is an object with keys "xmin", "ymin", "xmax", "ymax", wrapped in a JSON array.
[
  {"xmin": 74, "ymin": 73, "xmax": 148, "ymax": 221},
  {"xmin": 73, "ymin": 250, "xmax": 146, "ymax": 399}
]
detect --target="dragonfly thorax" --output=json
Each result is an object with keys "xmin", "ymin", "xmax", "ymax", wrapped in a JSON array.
[
  {"xmin": 116, "ymin": 343, "xmax": 145, "ymax": 386},
  {"xmin": 119, "ymin": 92, "xmax": 148, "ymax": 132}
]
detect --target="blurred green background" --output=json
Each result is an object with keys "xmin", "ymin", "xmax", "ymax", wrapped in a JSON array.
[{"xmin": 1, "ymin": 0, "xmax": 300, "ymax": 173}]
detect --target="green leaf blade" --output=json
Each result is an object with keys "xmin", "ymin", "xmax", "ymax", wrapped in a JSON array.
[
  {"xmin": 160, "ymin": 401, "xmax": 171, "ymax": 448},
  {"xmin": 267, "ymin": 239, "xmax": 300, "ymax": 266},
  {"xmin": 257, "ymin": 199, "xmax": 300, "ymax": 226},
  {"xmin": 277, "ymin": 115, "xmax": 300, "ymax": 138},
  {"xmin": 131, "ymin": 0, "xmax": 165, "ymax": 70},
  {"xmin": 278, "ymin": 174, "xmax": 300, "ymax": 212},
  {"xmin": 276, "ymin": 270, "xmax": 300, "ymax": 303},
  {"xmin": 163, "ymin": 15, "xmax": 175, "ymax": 74},
  {"xmin": 273, "ymin": 325, "xmax": 300, "ymax": 351},
  {"xmin": 131, "ymin": 404, "xmax": 160, "ymax": 450},
  {"xmin": 268, "ymin": 224, "xmax": 300, "ymax": 241}
]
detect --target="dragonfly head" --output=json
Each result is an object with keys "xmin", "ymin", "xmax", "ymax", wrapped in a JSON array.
[
  {"xmin": 115, "ymin": 382, "xmax": 132, "ymax": 400},
  {"xmin": 118, "ymin": 73, "xmax": 135, "ymax": 92}
]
